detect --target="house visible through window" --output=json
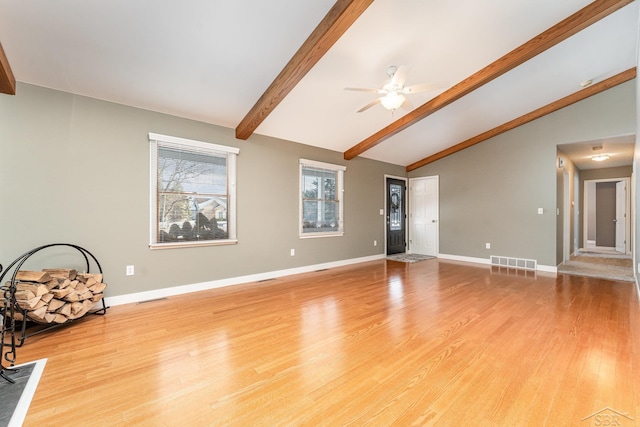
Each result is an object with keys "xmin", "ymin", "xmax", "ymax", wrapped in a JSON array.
[
  {"xmin": 149, "ymin": 133, "xmax": 238, "ymax": 248},
  {"xmin": 300, "ymin": 159, "xmax": 345, "ymax": 237}
]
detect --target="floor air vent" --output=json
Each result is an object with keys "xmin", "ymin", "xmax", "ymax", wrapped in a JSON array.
[{"xmin": 490, "ymin": 255, "xmax": 537, "ymax": 271}]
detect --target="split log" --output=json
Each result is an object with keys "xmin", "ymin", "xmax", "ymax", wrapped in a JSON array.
[
  {"xmin": 16, "ymin": 270, "xmax": 51, "ymax": 283},
  {"xmin": 77, "ymin": 273, "xmax": 102, "ymax": 284},
  {"xmin": 64, "ymin": 291, "xmax": 80, "ymax": 302},
  {"xmin": 53, "ymin": 314, "xmax": 68, "ymax": 324},
  {"xmin": 42, "ymin": 268, "xmax": 77, "ymax": 280},
  {"xmin": 27, "ymin": 306, "xmax": 47, "ymax": 322},
  {"xmin": 16, "ymin": 282, "xmax": 49, "ymax": 297},
  {"xmin": 70, "ymin": 302, "xmax": 84, "ymax": 315},
  {"xmin": 47, "ymin": 299, "xmax": 66, "ymax": 312},
  {"xmin": 14, "ymin": 289, "xmax": 36, "ymax": 301},
  {"xmin": 57, "ymin": 303, "xmax": 72, "ymax": 317},
  {"xmin": 50, "ymin": 288, "xmax": 73, "ymax": 299},
  {"xmin": 17, "ymin": 295, "xmax": 42, "ymax": 310},
  {"xmin": 89, "ymin": 282, "xmax": 107, "ymax": 293},
  {"xmin": 41, "ymin": 293, "xmax": 54, "ymax": 303}
]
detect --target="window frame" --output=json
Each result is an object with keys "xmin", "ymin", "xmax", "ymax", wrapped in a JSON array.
[
  {"xmin": 299, "ymin": 159, "xmax": 346, "ymax": 238},
  {"xmin": 149, "ymin": 133, "xmax": 239, "ymax": 249}
]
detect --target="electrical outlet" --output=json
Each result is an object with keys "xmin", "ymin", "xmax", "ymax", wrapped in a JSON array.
[
  {"xmin": 290, "ymin": 249, "xmax": 295, "ymax": 256},
  {"xmin": 485, "ymin": 243, "xmax": 491, "ymax": 249},
  {"xmin": 374, "ymin": 240, "xmax": 377, "ymax": 246},
  {"xmin": 126, "ymin": 265, "xmax": 134, "ymax": 276},
  {"xmin": 538, "ymin": 208, "xmax": 544, "ymax": 215}
]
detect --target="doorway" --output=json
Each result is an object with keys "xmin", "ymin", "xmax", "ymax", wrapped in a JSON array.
[
  {"xmin": 583, "ymin": 177, "xmax": 630, "ymax": 254},
  {"xmin": 386, "ymin": 177, "xmax": 406, "ymax": 255}
]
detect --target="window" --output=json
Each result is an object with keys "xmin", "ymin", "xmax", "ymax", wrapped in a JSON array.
[
  {"xmin": 149, "ymin": 133, "xmax": 238, "ymax": 248},
  {"xmin": 300, "ymin": 159, "xmax": 345, "ymax": 237}
]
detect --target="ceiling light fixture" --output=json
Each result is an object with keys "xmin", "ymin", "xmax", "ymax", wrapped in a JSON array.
[
  {"xmin": 591, "ymin": 154, "xmax": 610, "ymax": 162},
  {"xmin": 380, "ymin": 91, "xmax": 405, "ymax": 111}
]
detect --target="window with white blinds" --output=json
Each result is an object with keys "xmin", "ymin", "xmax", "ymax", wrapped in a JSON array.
[
  {"xmin": 300, "ymin": 159, "xmax": 345, "ymax": 238},
  {"xmin": 149, "ymin": 133, "xmax": 238, "ymax": 248}
]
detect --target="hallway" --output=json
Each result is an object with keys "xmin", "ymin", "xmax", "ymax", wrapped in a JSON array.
[{"xmin": 558, "ymin": 248, "xmax": 634, "ymax": 282}]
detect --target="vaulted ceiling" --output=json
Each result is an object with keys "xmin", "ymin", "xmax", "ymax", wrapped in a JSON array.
[{"xmin": 0, "ymin": 0, "xmax": 637, "ymax": 170}]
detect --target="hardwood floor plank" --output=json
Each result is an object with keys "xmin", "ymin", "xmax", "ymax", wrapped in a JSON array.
[{"xmin": 8, "ymin": 259, "xmax": 640, "ymax": 426}]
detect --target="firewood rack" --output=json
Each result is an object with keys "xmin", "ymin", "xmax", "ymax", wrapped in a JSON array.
[{"xmin": 0, "ymin": 243, "xmax": 109, "ymax": 383}]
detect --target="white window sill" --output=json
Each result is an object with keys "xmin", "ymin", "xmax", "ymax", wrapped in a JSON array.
[
  {"xmin": 149, "ymin": 239, "xmax": 238, "ymax": 250},
  {"xmin": 299, "ymin": 232, "xmax": 344, "ymax": 239}
]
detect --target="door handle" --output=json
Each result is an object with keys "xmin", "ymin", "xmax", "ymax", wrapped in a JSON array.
[{"xmin": 432, "ymin": 219, "xmax": 437, "ymax": 223}]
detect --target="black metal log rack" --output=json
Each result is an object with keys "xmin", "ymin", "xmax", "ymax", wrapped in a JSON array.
[{"xmin": 0, "ymin": 243, "xmax": 108, "ymax": 383}]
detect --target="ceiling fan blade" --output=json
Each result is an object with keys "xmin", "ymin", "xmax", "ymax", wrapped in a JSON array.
[
  {"xmin": 391, "ymin": 65, "xmax": 410, "ymax": 88},
  {"xmin": 400, "ymin": 97, "xmax": 413, "ymax": 111},
  {"xmin": 344, "ymin": 87, "xmax": 384, "ymax": 94},
  {"xmin": 401, "ymin": 82, "xmax": 446, "ymax": 94},
  {"xmin": 357, "ymin": 98, "xmax": 382, "ymax": 113}
]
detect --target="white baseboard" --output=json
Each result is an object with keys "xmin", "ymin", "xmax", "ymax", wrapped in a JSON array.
[
  {"xmin": 104, "ymin": 254, "xmax": 386, "ymax": 307},
  {"xmin": 437, "ymin": 253, "xmax": 557, "ymax": 273},
  {"xmin": 437, "ymin": 253, "xmax": 491, "ymax": 265}
]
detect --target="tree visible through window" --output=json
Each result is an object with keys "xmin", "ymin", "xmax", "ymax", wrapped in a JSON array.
[
  {"xmin": 149, "ymin": 133, "xmax": 238, "ymax": 248},
  {"xmin": 300, "ymin": 159, "xmax": 345, "ymax": 237}
]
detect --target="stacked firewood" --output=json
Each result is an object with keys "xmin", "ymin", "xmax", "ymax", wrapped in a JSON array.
[{"xmin": 1, "ymin": 268, "xmax": 106, "ymax": 324}]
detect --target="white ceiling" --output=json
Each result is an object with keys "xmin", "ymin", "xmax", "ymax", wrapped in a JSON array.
[
  {"xmin": 558, "ymin": 134, "xmax": 636, "ymax": 170},
  {"xmin": 0, "ymin": 1, "xmax": 637, "ymax": 167}
]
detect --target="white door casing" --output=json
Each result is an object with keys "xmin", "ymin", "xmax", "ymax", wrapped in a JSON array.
[
  {"xmin": 409, "ymin": 176, "xmax": 439, "ymax": 256},
  {"xmin": 615, "ymin": 180, "xmax": 626, "ymax": 253},
  {"xmin": 563, "ymin": 170, "xmax": 570, "ymax": 262}
]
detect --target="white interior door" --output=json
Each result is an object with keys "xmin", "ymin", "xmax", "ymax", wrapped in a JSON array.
[
  {"xmin": 563, "ymin": 170, "xmax": 570, "ymax": 261},
  {"xmin": 409, "ymin": 176, "xmax": 438, "ymax": 256},
  {"xmin": 615, "ymin": 180, "xmax": 626, "ymax": 253}
]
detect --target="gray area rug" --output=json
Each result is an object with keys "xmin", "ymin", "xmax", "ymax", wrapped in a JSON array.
[
  {"xmin": 0, "ymin": 359, "xmax": 47, "ymax": 427},
  {"xmin": 387, "ymin": 253, "xmax": 435, "ymax": 263}
]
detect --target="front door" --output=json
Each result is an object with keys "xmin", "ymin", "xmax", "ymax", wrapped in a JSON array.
[{"xmin": 386, "ymin": 178, "xmax": 406, "ymax": 255}]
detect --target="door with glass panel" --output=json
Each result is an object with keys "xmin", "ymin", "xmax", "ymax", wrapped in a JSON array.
[{"xmin": 386, "ymin": 178, "xmax": 406, "ymax": 255}]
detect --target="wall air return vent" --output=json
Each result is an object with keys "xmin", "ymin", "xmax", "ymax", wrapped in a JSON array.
[{"xmin": 490, "ymin": 255, "xmax": 537, "ymax": 271}]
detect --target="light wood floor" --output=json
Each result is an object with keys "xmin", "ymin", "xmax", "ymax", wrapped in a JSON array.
[{"xmin": 9, "ymin": 259, "xmax": 640, "ymax": 426}]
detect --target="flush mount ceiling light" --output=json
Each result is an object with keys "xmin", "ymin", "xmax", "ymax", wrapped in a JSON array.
[{"xmin": 590, "ymin": 144, "xmax": 608, "ymax": 161}]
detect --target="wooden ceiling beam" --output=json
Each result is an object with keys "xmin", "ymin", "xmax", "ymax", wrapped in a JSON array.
[
  {"xmin": 406, "ymin": 67, "xmax": 636, "ymax": 172},
  {"xmin": 0, "ymin": 41, "xmax": 16, "ymax": 95},
  {"xmin": 344, "ymin": 0, "xmax": 633, "ymax": 160},
  {"xmin": 235, "ymin": 0, "xmax": 374, "ymax": 140}
]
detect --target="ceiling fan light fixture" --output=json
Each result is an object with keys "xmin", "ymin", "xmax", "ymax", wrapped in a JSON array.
[
  {"xmin": 591, "ymin": 154, "xmax": 610, "ymax": 162},
  {"xmin": 380, "ymin": 92, "xmax": 405, "ymax": 111}
]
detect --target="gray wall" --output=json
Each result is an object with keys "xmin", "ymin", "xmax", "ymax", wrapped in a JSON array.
[
  {"xmin": 0, "ymin": 83, "xmax": 406, "ymax": 298},
  {"xmin": 408, "ymin": 81, "xmax": 635, "ymax": 267},
  {"xmin": 636, "ymin": 35, "xmax": 640, "ymax": 293},
  {"xmin": 556, "ymin": 150, "xmax": 579, "ymax": 260}
]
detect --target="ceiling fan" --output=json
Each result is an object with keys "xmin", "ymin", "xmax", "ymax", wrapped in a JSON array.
[{"xmin": 345, "ymin": 65, "xmax": 442, "ymax": 113}]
